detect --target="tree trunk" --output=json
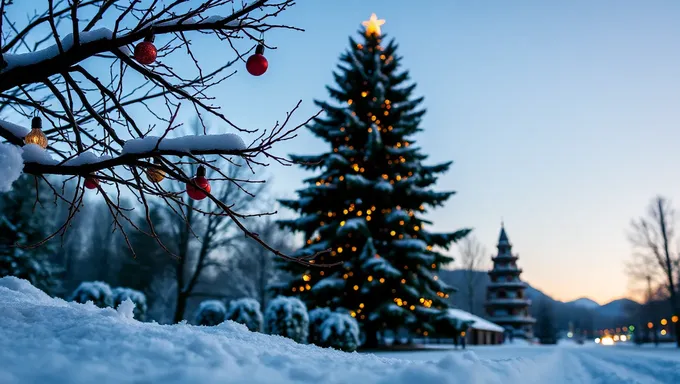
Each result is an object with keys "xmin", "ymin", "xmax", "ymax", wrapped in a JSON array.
[
  {"xmin": 657, "ymin": 198, "xmax": 680, "ymax": 348},
  {"xmin": 362, "ymin": 323, "xmax": 379, "ymax": 349},
  {"xmin": 173, "ymin": 292, "xmax": 188, "ymax": 324}
]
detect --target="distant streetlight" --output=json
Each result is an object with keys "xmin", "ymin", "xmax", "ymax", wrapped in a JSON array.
[
  {"xmin": 647, "ymin": 322, "xmax": 653, "ymax": 329},
  {"xmin": 672, "ymin": 316, "xmax": 679, "ymax": 323},
  {"xmin": 661, "ymin": 319, "xmax": 668, "ymax": 326}
]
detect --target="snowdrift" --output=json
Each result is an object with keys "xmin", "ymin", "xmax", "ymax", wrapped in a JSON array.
[{"xmin": 0, "ymin": 277, "xmax": 559, "ymax": 384}]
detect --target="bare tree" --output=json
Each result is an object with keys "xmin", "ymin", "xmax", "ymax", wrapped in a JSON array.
[
  {"xmin": 0, "ymin": 0, "xmax": 330, "ymax": 268},
  {"xmin": 628, "ymin": 196, "xmax": 680, "ymax": 347},
  {"xmin": 165, "ymin": 140, "xmax": 266, "ymax": 322},
  {"xmin": 219, "ymin": 217, "xmax": 293, "ymax": 309},
  {"xmin": 457, "ymin": 235, "xmax": 486, "ymax": 315}
]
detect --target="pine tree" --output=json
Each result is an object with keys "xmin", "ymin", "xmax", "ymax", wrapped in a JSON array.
[
  {"xmin": 0, "ymin": 175, "xmax": 60, "ymax": 293},
  {"xmin": 277, "ymin": 14, "xmax": 470, "ymax": 347}
]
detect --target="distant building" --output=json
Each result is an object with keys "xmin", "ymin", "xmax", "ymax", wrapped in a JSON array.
[
  {"xmin": 485, "ymin": 224, "xmax": 535, "ymax": 340},
  {"xmin": 447, "ymin": 308, "xmax": 505, "ymax": 345}
]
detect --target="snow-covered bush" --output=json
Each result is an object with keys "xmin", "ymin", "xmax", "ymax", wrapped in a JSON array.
[
  {"xmin": 308, "ymin": 307, "xmax": 332, "ymax": 345},
  {"xmin": 264, "ymin": 296, "xmax": 309, "ymax": 343},
  {"xmin": 112, "ymin": 287, "xmax": 148, "ymax": 321},
  {"xmin": 226, "ymin": 298, "xmax": 264, "ymax": 332},
  {"xmin": 318, "ymin": 312, "xmax": 360, "ymax": 352},
  {"xmin": 194, "ymin": 300, "xmax": 227, "ymax": 326},
  {"xmin": 69, "ymin": 281, "xmax": 113, "ymax": 308}
]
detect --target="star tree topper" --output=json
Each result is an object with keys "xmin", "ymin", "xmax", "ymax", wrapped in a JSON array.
[{"xmin": 362, "ymin": 13, "xmax": 385, "ymax": 37}]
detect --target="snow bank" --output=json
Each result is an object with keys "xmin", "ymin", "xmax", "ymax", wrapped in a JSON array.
[
  {"xmin": 0, "ymin": 276, "xmax": 635, "ymax": 384},
  {"xmin": 0, "ymin": 142, "xmax": 23, "ymax": 192}
]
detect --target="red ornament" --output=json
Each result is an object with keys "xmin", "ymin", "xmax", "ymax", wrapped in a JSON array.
[
  {"xmin": 186, "ymin": 166, "xmax": 211, "ymax": 200},
  {"xmin": 134, "ymin": 34, "xmax": 157, "ymax": 65},
  {"xmin": 84, "ymin": 177, "xmax": 99, "ymax": 190},
  {"xmin": 246, "ymin": 44, "xmax": 268, "ymax": 76}
]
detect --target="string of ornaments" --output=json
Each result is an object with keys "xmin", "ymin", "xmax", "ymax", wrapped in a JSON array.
[
  {"xmin": 132, "ymin": 31, "xmax": 269, "ymax": 77},
  {"xmin": 22, "ymin": 32, "xmax": 268, "ymax": 200}
]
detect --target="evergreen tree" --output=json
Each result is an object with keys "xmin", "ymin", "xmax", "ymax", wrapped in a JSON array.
[
  {"xmin": 0, "ymin": 175, "xmax": 60, "ymax": 293},
  {"xmin": 277, "ymin": 14, "xmax": 470, "ymax": 347}
]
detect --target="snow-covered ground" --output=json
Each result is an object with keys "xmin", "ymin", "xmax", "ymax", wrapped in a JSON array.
[
  {"xmin": 372, "ymin": 342, "xmax": 680, "ymax": 383},
  {"xmin": 1, "ymin": 276, "xmax": 679, "ymax": 384}
]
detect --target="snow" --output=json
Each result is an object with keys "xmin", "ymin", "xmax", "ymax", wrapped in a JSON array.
[
  {"xmin": 2, "ymin": 28, "xmax": 120, "ymax": 72},
  {"xmin": 374, "ymin": 180, "xmax": 393, "ymax": 193},
  {"xmin": 0, "ymin": 119, "xmax": 29, "ymax": 139},
  {"xmin": 63, "ymin": 151, "xmax": 113, "ymax": 166},
  {"xmin": 0, "ymin": 142, "xmax": 23, "ymax": 192},
  {"xmin": 69, "ymin": 281, "xmax": 114, "ymax": 308},
  {"xmin": 227, "ymin": 298, "xmax": 264, "ymax": 332},
  {"xmin": 21, "ymin": 143, "xmax": 58, "ymax": 165},
  {"xmin": 195, "ymin": 300, "xmax": 227, "ymax": 326},
  {"xmin": 112, "ymin": 287, "xmax": 148, "ymax": 321},
  {"xmin": 392, "ymin": 239, "xmax": 428, "ymax": 251},
  {"xmin": 122, "ymin": 134, "xmax": 246, "ymax": 154},
  {"xmin": 446, "ymin": 309, "xmax": 504, "ymax": 333},
  {"xmin": 264, "ymin": 296, "xmax": 309, "ymax": 343},
  {"xmin": 319, "ymin": 313, "xmax": 360, "ymax": 352},
  {"xmin": 311, "ymin": 277, "xmax": 345, "ymax": 291},
  {"xmin": 3, "ymin": 276, "xmax": 680, "ymax": 384}
]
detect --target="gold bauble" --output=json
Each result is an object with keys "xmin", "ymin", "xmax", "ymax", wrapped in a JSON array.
[{"xmin": 146, "ymin": 167, "xmax": 166, "ymax": 183}]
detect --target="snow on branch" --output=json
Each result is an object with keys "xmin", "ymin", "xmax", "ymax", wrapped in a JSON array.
[{"xmin": 122, "ymin": 134, "xmax": 246, "ymax": 155}]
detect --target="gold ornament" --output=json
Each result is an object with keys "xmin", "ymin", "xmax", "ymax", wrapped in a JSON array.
[
  {"xmin": 362, "ymin": 13, "xmax": 385, "ymax": 37},
  {"xmin": 24, "ymin": 117, "xmax": 48, "ymax": 149},
  {"xmin": 146, "ymin": 159, "xmax": 166, "ymax": 183}
]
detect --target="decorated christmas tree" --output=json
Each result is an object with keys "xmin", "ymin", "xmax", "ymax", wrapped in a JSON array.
[{"xmin": 277, "ymin": 14, "xmax": 470, "ymax": 346}]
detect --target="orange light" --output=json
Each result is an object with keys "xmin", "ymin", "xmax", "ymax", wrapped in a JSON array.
[
  {"xmin": 661, "ymin": 319, "xmax": 668, "ymax": 326},
  {"xmin": 647, "ymin": 322, "xmax": 653, "ymax": 329},
  {"xmin": 672, "ymin": 315, "xmax": 679, "ymax": 323}
]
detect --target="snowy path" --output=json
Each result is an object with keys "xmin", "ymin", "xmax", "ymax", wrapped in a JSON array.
[{"xmin": 371, "ymin": 345, "xmax": 680, "ymax": 384}]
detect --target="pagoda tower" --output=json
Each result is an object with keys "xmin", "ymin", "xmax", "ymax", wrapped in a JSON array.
[{"xmin": 485, "ymin": 224, "xmax": 535, "ymax": 340}]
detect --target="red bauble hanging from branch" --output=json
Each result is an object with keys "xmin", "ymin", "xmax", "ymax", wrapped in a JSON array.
[
  {"xmin": 84, "ymin": 176, "xmax": 99, "ymax": 190},
  {"xmin": 134, "ymin": 33, "xmax": 157, "ymax": 65},
  {"xmin": 186, "ymin": 165, "xmax": 211, "ymax": 200},
  {"xmin": 246, "ymin": 43, "xmax": 268, "ymax": 76}
]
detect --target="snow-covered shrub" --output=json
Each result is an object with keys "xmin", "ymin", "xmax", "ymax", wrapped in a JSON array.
[
  {"xmin": 112, "ymin": 287, "xmax": 148, "ymax": 321},
  {"xmin": 194, "ymin": 300, "xmax": 226, "ymax": 326},
  {"xmin": 308, "ymin": 307, "xmax": 332, "ymax": 345},
  {"xmin": 264, "ymin": 296, "xmax": 309, "ymax": 343},
  {"xmin": 318, "ymin": 313, "xmax": 360, "ymax": 352},
  {"xmin": 226, "ymin": 298, "xmax": 263, "ymax": 332},
  {"xmin": 69, "ymin": 281, "xmax": 113, "ymax": 308}
]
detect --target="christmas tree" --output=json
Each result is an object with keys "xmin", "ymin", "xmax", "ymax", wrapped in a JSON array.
[{"xmin": 277, "ymin": 14, "xmax": 470, "ymax": 346}]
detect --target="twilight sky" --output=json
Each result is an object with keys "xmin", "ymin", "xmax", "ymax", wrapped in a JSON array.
[
  {"xmin": 9, "ymin": 1, "xmax": 680, "ymax": 304},
  {"xmin": 241, "ymin": 0, "xmax": 680, "ymax": 305}
]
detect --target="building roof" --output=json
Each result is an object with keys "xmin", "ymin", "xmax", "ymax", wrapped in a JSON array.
[
  {"xmin": 498, "ymin": 225, "xmax": 510, "ymax": 246},
  {"xmin": 447, "ymin": 308, "xmax": 505, "ymax": 333}
]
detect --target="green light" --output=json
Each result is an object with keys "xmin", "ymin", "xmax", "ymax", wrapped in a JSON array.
[{"xmin": 629, "ymin": 325, "xmax": 635, "ymax": 331}]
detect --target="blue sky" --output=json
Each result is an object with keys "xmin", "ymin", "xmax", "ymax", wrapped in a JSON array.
[
  {"xmin": 245, "ymin": 0, "xmax": 680, "ymax": 304},
  {"xmin": 8, "ymin": 1, "xmax": 680, "ymax": 304}
]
